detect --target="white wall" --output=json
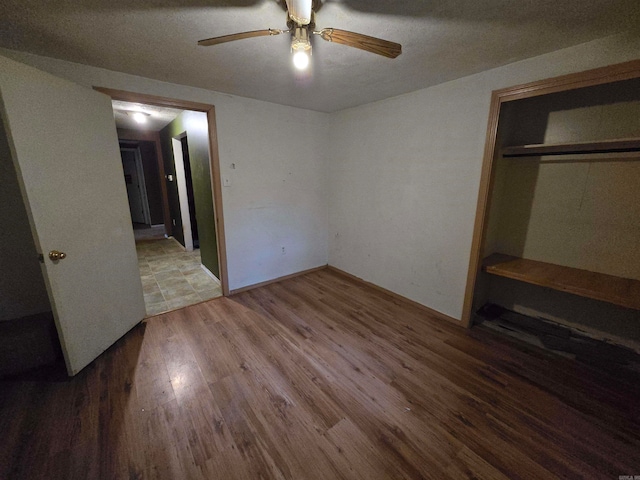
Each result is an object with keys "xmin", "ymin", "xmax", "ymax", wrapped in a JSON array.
[
  {"xmin": 327, "ymin": 34, "xmax": 640, "ymax": 321},
  {"xmin": 0, "ymin": 48, "xmax": 330, "ymax": 291}
]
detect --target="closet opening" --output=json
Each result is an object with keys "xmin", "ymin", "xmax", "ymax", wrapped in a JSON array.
[{"xmin": 463, "ymin": 61, "xmax": 640, "ymax": 374}]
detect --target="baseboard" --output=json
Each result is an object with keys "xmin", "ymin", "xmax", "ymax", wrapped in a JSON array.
[
  {"xmin": 326, "ymin": 266, "xmax": 461, "ymax": 327},
  {"xmin": 229, "ymin": 265, "xmax": 328, "ymax": 295},
  {"xmin": 200, "ymin": 264, "xmax": 221, "ymax": 284}
]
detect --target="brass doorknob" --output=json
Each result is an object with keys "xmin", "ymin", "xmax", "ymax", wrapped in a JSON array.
[{"xmin": 49, "ymin": 250, "xmax": 67, "ymax": 261}]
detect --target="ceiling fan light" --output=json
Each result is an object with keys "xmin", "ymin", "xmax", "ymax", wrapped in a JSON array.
[
  {"xmin": 291, "ymin": 27, "xmax": 312, "ymax": 70},
  {"xmin": 285, "ymin": 0, "xmax": 312, "ymax": 25},
  {"xmin": 293, "ymin": 50, "xmax": 310, "ymax": 70}
]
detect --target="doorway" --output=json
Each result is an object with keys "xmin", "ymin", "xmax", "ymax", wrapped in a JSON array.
[
  {"xmin": 120, "ymin": 105, "xmax": 221, "ymax": 315},
  {"xmin": 119, "ymin": 138, "xmax": 168, "ymax": 242},
  {"xmin": 171, "ymin": 135, "xmax": 200, "ymax": 251},
  {"xmin": 120, "ymin": 146, "xmax": 152, "ymax": 226},
  {"xmin": 98, "ymin": 87, "xmax": 229, "ymax": 316},
  {"xmin": 121, "ymin": 110, "xmax": 221, "ymax": 315}
]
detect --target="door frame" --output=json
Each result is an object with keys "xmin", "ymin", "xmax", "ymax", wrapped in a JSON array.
[
  {"xmin": 171, "ymin": 134, "xmax": 195, "ymax": 252},
  {"xmin": 460, "ymin": 59, "xmax": 640, "ymax": 327},
  {"xmin": 95, "ymin": 87, "xmax": 230, "ymax": 296}
]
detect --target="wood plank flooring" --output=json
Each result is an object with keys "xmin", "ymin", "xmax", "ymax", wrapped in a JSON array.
[{"xmin": 1, "ymin": 268, "xmax": 639, "ymax": 479}]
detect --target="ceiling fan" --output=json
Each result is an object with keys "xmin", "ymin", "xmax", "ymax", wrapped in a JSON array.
[{"xmin": 198, "ymin": 0, "xmax": 401, "ymax": 70}]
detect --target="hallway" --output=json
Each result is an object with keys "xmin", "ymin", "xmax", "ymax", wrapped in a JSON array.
[{"xmin": 136, "ymin": 237, "xmax": 222, "ymax": 315}]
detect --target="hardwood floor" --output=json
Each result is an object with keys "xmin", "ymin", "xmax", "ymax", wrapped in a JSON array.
[{"xmin": 1, "ymin": 268, "xmax": 639, "ymax": 479}]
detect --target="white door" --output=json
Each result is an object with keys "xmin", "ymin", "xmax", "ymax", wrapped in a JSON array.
[{"xmin": 0, "ymin": 56, "xmax": 146, "ymax": 376}]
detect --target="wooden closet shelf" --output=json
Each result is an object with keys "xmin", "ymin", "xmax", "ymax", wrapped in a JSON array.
[
  {"xmin": 502, "ymin": 138, "xmax": 640, "ymax": 158},
  {"xmin": 482, "ymin": 254, "xmax": 640, "ymax": 310}
]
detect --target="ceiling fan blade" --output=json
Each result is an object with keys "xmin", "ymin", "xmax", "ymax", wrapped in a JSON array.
[
  {"xmin": 315, "ymin": 28, "xmax": 401, "ymax": 58},
  {"xmin": 198, "ymin": 29, "xmax": 285, "ymax": 47}
]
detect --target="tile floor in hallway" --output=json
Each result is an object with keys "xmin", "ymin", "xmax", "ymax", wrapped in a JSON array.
[{"xmin": 136, "ymin": 237, "xmax": 222, "ymax": 316}]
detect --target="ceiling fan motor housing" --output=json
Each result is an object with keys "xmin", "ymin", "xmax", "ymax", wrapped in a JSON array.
[
  {"xmin": 291, "ymin": 27, "xmax": 312, "ymax": 55},
  {"xmin": 285, "ymin": 0, "xmax": 313, "ymax": 26}
]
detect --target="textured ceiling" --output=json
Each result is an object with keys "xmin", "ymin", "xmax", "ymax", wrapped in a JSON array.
[
  {"xmin": 112, "ymin": 100, "xmax": 183, "ymax": 131},
  {"xmin": 1, "ymin": 0, "xmax": 639, "ymax": 112}
]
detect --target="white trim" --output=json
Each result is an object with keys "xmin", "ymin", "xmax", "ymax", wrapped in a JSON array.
[
  {"xmin": 171, "ymin": 137, "xmax": 193, "ymax": 252},
  {"xmin": 201, "ymin": 264, "xmax": 220, "ymax": 284}
]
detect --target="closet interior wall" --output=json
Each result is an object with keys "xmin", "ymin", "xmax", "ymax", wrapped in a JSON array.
[{"xmin": 475, "ymin": 77, "xmax": 640, "ymax": 347}]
